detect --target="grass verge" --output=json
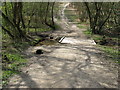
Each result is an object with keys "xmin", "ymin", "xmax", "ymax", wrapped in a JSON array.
[
  {"xmin": 2, "ymin": 52, "xmax": 27, "ymax": 86},
  {"xmin": 98, "ymin": 45, "xmax": 119, "ymax": 63},
  {"xmin": 83, "ymin": 29, "xmax": 119, "ymax": 64},
  {"xmin": 2, "ymin": 41, "xmax": 30, "ymax": 87}
]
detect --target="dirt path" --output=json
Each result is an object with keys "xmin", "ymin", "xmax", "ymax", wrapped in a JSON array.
[{"xmin": 7, "ymin": 3, "xmax": 118, "ymax": 88}]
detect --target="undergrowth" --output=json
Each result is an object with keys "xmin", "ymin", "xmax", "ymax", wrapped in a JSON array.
[{"xmin": 2, "ymin": 53, "xmax": 27, "ymax": 86}]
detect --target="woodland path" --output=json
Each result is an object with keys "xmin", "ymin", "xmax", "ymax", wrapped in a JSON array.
[{"xmin": 7, "ymin": 3, "xmax": 118, "ymax": 88}]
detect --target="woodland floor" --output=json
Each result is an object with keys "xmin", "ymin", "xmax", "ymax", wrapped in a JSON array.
[{"xmin": 6, "ymin": 3, "xmax": 118, "ymax": 88}]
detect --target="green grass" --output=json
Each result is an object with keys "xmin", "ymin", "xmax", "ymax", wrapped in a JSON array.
[
  {"xmin": 29, "ymin": 23, "xmax": 61, "ymax": 33},
  {"xmin": 98, "ymin": 46, "xmax": 119, "ymax": 63},
  {"xmin": 83, "ymin": 29, "xmax": 92, "ymax": 36},
  {"xmin": 2, "ymin": 38, "xmax": 29, "ymax": 86},
  {"xmin": 2, "ymin": 42, "xmax": 30, "ymax": 54},
  {"xmin": 92, "ymin": 35, "xmax": 103, "ymax": 41},
  {"xmin": 77, "ymin": 24, "xmax": 87, "ymax": 29},
  {"xmin": 2, "ymin": 53, "xmax": 27, "ymax": 86},
  {"xmin": 77, "ymin": 22, "xmax": 90, "ymax": 25},
  {"xmin": 29, "ymin": 28, "xmax": 51, "ymax": 33}
]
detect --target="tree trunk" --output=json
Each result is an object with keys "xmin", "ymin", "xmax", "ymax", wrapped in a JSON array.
[
  {"xmin": 45, "ymin": 2, "xmax": 55, "ymax": 30},
  {"xmin": 19, "ymin": 2, "xmax": 26, "ymax": 29},
  {"xmin": 12, "ymin": 2, "xmax": 27, "ymax": 40},
  {"xmin": 45, "ymin": 2, "xmax": 50, "ymax": 24},
  {"xmin": 98, "ymin": 3, "xmax": 114, "ymax": 32},
  {"xmin": 51, "ymin": 2, "xmax": 55, "ymax": 30},
  {"xmin": 84, "ymin": 2, "xmax": 92, "ymax": 30}
]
